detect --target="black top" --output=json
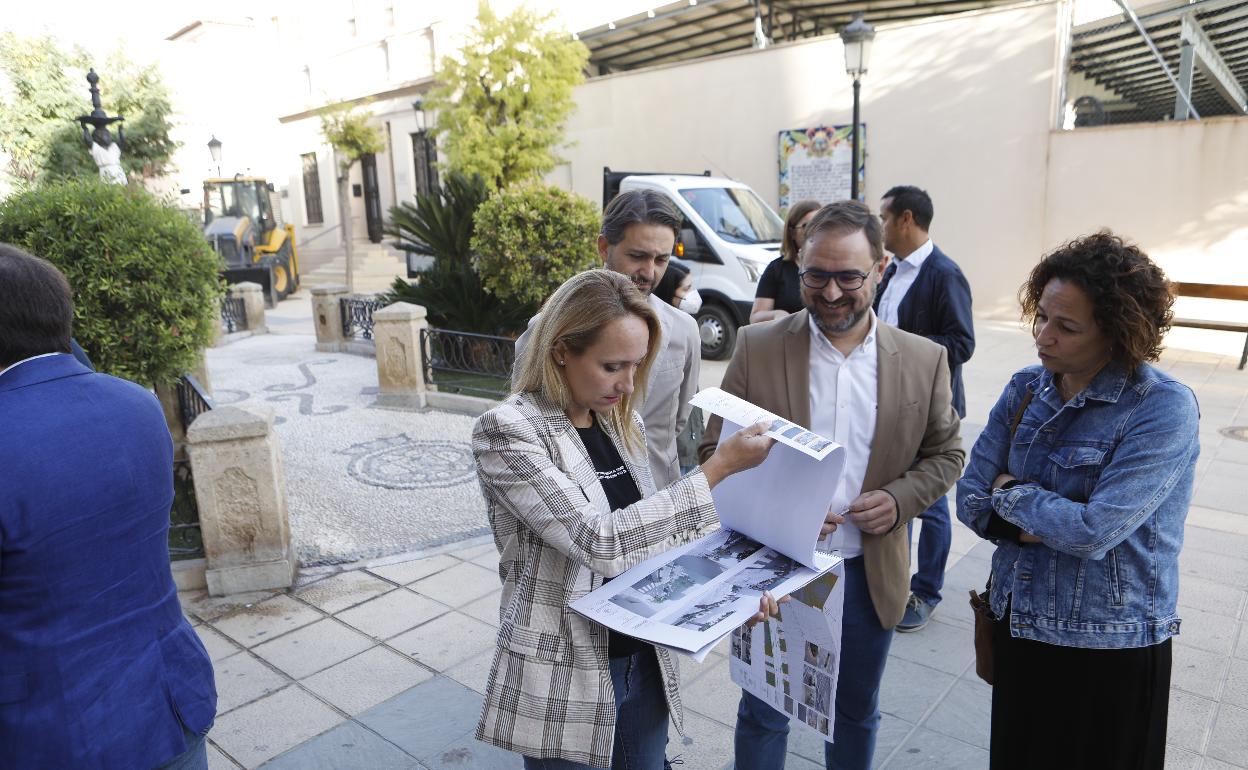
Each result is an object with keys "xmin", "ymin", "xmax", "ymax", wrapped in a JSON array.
[
  {"xmin": 756, "ymin": 257, "xmax": 804, "ymax": 314},
  {"xmin": 575, "ymin": 416, "xmax": 649, "ymax": 659}
]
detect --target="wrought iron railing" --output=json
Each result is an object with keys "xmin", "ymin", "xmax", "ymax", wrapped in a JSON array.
[
  {"xmin": 421, "ymin": 328, "xmax": 516, "ymax": 398},
  {"xmin": 221, "ymin": 295, "xmax": 247, "ymax": 334},
  {"xmin": 341, "ymin": 295, "xmax": 385, "ymax": 341},
  {"xmin": 169, "ymin": 458, "xmax": 204, "ymax": 560},
  {"xmin": 176, "ymin": 373, "xmax": 214, "ymax": 433}
]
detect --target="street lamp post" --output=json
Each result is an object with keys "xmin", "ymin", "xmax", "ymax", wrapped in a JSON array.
[
  {"xmin": 207, "ymin": 136, "xmax": 222, "ymax": 177},
  {"xmin": 411, "ymin": 99, "xmax": 437, "ymax": 196},
  {"xmin": 840, "ymin": 14, "xmax": 875, "ymax": 201}
]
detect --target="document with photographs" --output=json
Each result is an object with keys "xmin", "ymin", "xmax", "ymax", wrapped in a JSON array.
[
  {"xmin": 729, "ymin": 564, "xmax": 845, "ymax": 743},
  {"xmin": 690, "ymin": 387, "xmax": 840, "ymax": 461},
  {"xmin": 569, "ymin": 389, "xmax": 846, "ymax": 661}
]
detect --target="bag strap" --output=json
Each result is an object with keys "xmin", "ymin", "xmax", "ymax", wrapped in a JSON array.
[{"xmin": 1009, "ymin": 390, "xmax": 1034, "ymax": 441}]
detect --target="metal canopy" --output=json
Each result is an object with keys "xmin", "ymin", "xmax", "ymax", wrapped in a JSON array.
[
  {"xmin": 576, "ymin": 0, "xmax": 1037, "ymax": 74},
  {"xmin": 1070, "ymin": 0, "xmax": 1248, "ymax": 123}
]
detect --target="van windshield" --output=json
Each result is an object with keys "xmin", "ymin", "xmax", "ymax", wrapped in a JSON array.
[{"xmin": 679, "ymin": 187, "xmax": 782, "ymax": 245}]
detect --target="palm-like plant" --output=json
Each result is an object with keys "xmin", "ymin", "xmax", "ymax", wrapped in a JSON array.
[{"xmin": 384, "ymin": 171, "xmax": 489, "ymax": 269}]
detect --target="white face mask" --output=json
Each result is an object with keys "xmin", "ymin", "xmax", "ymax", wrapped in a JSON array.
[{"xmin": 679, "ymin": 289, "xmax": 702, "ymax": 316}]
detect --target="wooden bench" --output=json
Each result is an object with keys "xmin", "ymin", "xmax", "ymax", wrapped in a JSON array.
[{"xmin": 1171, "ymin": 282, "xmax": 1248, "ymax": 370}]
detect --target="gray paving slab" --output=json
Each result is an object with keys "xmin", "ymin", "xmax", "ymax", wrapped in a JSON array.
[
  {"xmin": 214, "ymin": 651, "xmax": 291, "ymax": 714},
  {"xmin": 336, "ymin": 587, "xmax": 452, "ymax": 641},
  {"xmin": 1176, "ymin": 605, "xmax": 1241, "ymax": 656},
  {"xmin": 388, "ymin": 611, "xmax": 497, "ymax": 671},
  {"xmin": 1180, "ymin": 549, "xmax": 1248, "ymax": 594},
  {"xmin": 210, "ymin": 594, "xmax": 324, "ymax": 648},
  {"xmin": 294, "ymin": 571, "xmax": 396, "ymax": 614},
  {"xmin": 671, "ymin": 709, "xmax": 736, "ymax": 770},
  {"xmin": 1165, "ymin": 744, "xmax": 1204, "ymax": 770},
  {"xmin": 258, "ymin": 721, "xmax": 425, "ymax": 770},
  {"xmin": 1204, "ymin": 757, "xmax": 1248, "ymax": 770},
  {"xmin": 1172, "ymin": 643, "xmax": 1232, "ymax": 700},
  {"xmin": 252, "ymin": 618, "xmax": 376, "ymax": 679},
  {"xmin": 1179, "ymin": 574, "xmax": 1248, "ymax": 618},
  {"xmin": 367, "ymin": 553, "xmax": 461, "ymax": 586},
  {"xmin": 422, "ymin": 732, "xmax": 523, "ymax": 769},
  {"xmin": 195, "ymin": 623, "xmax": 243, "ymax": 663},
  {"xmin": 1208, "ymin": 703, "xmax": 1248, "ymax": 766},
  {"xmin": 1168, "ymin": 689, "xmax": 1217, "ymax": 754},
  {"xmin": 879, "ymin": 657, "xmax": 957, "ymax": 725},
  {"xmin": 888, "ymin": 619, "xmax": 975, "ymax": 677},
  {"xmin": 356, "ymin": 676, "xmax": 486, "ymax": 764},
  {"xmin": 1226, "ymin": 657, "xmax": 1248, "ymax": 710},
  {"xmin": 918, "ymin": 677, "xmax": 991, "ymax": 750},
  {"xmin": 1237, "ymin": 621, "xmax": 1248, "ymax": 661},
  {"xmin": 883, "ymin": 726, "xmax": 988, "ymax": 769},
  {"xmin": 443, "ymin": 649, "xmax": 495, "ymax": 696},
  {"xmin": 410, "ymin": 560, "xmax": 500, "ymax": 605},
  {"xmin": 459, "ymin": 591, "xmax": 503, "ymax": 626},
  {"xmin": 207, "ymin": 742, "xmax": 242, "ymax": 770},
  {"xmin": 210, "ymin": 686, "xmax": 345, "ymax": 768},
  {"xmin": 301, "ymin": 646, "xmax": 433, "ymax": 716}
]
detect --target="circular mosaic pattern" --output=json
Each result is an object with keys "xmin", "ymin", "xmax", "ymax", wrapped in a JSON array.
[
  {"xmin": 339, "ymin": 434, "xmax": 476, "ymax": 490},
  {"xmin": 1220, "ymin": 425, "xmax": 1248, "ymax": 443}
]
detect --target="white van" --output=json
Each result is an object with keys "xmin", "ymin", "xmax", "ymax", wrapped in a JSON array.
[{"xmin": 606, "ymin": 169, "xmax": 784, "ymax": 359}]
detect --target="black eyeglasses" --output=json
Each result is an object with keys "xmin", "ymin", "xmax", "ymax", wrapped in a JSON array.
[{"xmin": 798, "ymin": 269, "xmax": 870, "ymax": 291}]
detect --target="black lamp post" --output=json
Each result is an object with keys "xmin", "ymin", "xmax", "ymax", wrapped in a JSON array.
[
  {"xmin": 207, "ymin": 135, "xmax": 222, "ymax": 177},
  {"xmin": 411, "ymin": 99, "xmax": 437, "ymax": 196},
  {"xmin": 76, "ymin": 68, "xmax": 124, "ymax": 150},
  {"xmin": 840, "ymin": 14, "xmax": 875, "ymax": 201}
]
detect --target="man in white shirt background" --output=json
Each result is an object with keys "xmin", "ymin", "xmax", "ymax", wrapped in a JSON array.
[{"xmin": 875, "ymin": 185, "xmax": 976, "ymax": 633}]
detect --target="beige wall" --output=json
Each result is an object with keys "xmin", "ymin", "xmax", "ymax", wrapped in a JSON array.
[{"xmin": 561, "ymin": 2, "xmax": 1063, "ymax": 316}]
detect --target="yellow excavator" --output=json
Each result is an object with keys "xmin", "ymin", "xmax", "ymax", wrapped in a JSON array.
[{"xmin": 202, "ymin": 175, "xmax": 299, "ymax": 306}]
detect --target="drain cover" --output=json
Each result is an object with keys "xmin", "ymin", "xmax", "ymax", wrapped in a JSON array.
[{"xmin": 1220, "ymin": 426, "xmax": 1248, "ymax": 443}]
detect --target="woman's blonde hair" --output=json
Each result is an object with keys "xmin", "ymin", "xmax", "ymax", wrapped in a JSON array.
[{"xmin": 514, "ymin": 270, "xmax": 660, "ymax": 452}]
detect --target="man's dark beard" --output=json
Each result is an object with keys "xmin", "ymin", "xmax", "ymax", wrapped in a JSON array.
[{"xmin": 809, "ymin": 298, "xmax": 868, "ymax": 334}]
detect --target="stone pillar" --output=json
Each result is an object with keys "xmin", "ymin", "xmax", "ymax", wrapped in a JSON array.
[
  {"xmin": 186, "ymin": 405, "xmax": 297, "ymax": 596},
  {"xmin": 231, "ymin": 282, "xmax": 268, "ymax": 334},
  {"xmin": 373, "ymin": 301, "xmax": 430, "ymax": 408},
  {"xmin": 312, "ymin": 284, "xmax": 349, "ymax": 352}
]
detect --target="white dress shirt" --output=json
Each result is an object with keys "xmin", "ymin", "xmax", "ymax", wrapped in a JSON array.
[
  {"xmin": 808, "ymin": 312, "xmax": 879, "ymax": 559},
  {"xmin": 0, "ymin": 351, "xmax": 64, "ymax": 378},
  {"xmin": 877, "ymin": 238, "xmax": 933, "ymax": 326}
]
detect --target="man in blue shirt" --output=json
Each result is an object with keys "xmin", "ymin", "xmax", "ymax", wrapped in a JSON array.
[{"xmin": 0, "ymin": 243, "xmax": 217, "ymax": 769}]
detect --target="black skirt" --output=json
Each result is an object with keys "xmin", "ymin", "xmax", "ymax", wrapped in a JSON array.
[{"xmin": 990, "ymin": 611, "xmax": 1172, "ymax": 770}]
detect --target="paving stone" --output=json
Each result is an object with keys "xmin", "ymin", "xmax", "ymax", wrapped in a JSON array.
[
  {"xmin": 1167, "ymin": 689, "xmax": 1216, "ymax": 754},
  {"xmin": 1188, "ymin": 505, "xmax": 1248, "ymax": 537},
  {"xmin": 458, "ymin": 591, "xmax": 502, "ymax": 626},
  {"xmin": 873, "ymin": 714, "xmax": 919, "ymax": 769},
  {"xmin": 1184, "ymin": 526, "xmax": 1248, "ymax": 560},
  {"xmin": 920, "ymin": 677, "xmax": 991, "ymax": 750},
  {"xmin": 214, "ymin": 651, "xmax": 291, "ymax": 714},
  {"xmin": 888, "ymin": 619, "xmax": 975, "ymax": 677},
  {"xmin": 1172, "ymin": 643, "xmax": 1230, "ymax": 699},
  {"xmin": 424, "ymin": 733, "xmax": 523, "ymax": 769},
  {"xmin": 879, "ymin": 657, "xmax": 956, "ymax": 725},
  {"xmin": 1208, "ymin": 703, "xmax": 1248, "ymax": 766},
  {"xmin": 335, "ymin": 588, "xmax": 451, "ymax": 640},
  {"xmin": 1204, "ymin": 758, "xmax": 1248, "ymax": 770},
  {"xmin": 1164, "ymin": 744, "xmax": 1203, "ymax": 770},
  {"xmin": 682, "ymin": 658, "xmax": 738, "ymax": 726},
  {"xmin": 210, "ymin": 686, "xmax": 344, "ymax": 768},
  {"xmin": 357, "ymin": 676, "xmax": 485, "ymax": 762},
  {"xmin": 182, "ymin": 589, "xmax": 284, "ymax": 623},
  {"xmin": 1179, "ymin": 574, "xmax": 1247, "ymax": 618},
  {"xmin": 211, "ymin": 594, "xmax": 323, "ymax": 648},
  {"xmin": 885, "ymin": 726, "xmax": 988, "ymax": 769},
  {"xmin": 195, "ymin": 623, "xmax": 242, "ymax": 663},
  {"xmin": 1223, "ymin": 658, "xmax": 1248, "ymax": 710},
  {"xmin": 388, "ymin": 611, "xmax": 497, "ymax": 671},
  {"xmin": 471, "ymin": 550, "xmax": 501, "ymax": 572},
  {"xmin": 258, "ymin": 720, "xmax": 423, "ymax": 769},
  {"xmin": 669, "ymin": 709, "xmax": 736, "ymax": 770},
  {"xmin": 1180, "ymin": 547, "xmax": 1248, "ymax": 587},
  {"xmin": 1192, "ymin": 462, "xmax": 1248, "ymax": 517},
  {"xmin": 1237, "ymin": 621, "xmax": 1248, "ymax": 661},
  {"xmin": 444, "ymin": 649, "xmax": 496, "ymax": 696},
  {"xmin": 296, "ymin": 571, "xmax": 395, "ymax": 614},
  {"xmin": 302, "ymin": 646, "xmax": 433, "ymax": 715},
  {"xmin": 454, "ymin": 543, "xmax": 496, "ymax": 561},
  {"xmin": 207, "ymin": 742, "xmax": 241, "ymax": 770},
  {"xmin": 367, "ymin": 553, "xmax": 460, "ymax": 586},
  {"xmin": 252, "ymin": 618, "xmax": 376, "ymax": 679},
  {"xmin": 1176, "ymin": 604, "xmax": 1240, "ymax": 656},
  {"xmin": 411, "ymin": 561, "xmax": 500, "ymax": 605}
]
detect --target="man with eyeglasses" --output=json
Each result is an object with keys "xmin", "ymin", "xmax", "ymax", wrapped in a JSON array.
[
  {"xmin": 515, "ymin": 189, "xmax": 700, "ymax": 490},
  {"xmin": 700, "ymin": 200, "xmax": 964, "ymax": 770},
  {"xmin": 876, "ymin": 185, "xmax": 975, "ymax": 634}
]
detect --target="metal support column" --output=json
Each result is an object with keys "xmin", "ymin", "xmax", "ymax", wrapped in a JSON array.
[{"xmin": 1174, "ymin": 42, "xmax": 1196, "ymax": 120}]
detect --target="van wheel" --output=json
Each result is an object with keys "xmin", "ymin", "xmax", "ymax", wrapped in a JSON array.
[{"xmin": 697, "ymin": 303, "xmax": 737, "ymax": 360}]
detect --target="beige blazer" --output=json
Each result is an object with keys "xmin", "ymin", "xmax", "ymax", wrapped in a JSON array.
[
  {"xmin": 700, "ymin": 311, "xmax": 964, "ymax": 628},
  {"xmin": 472, "ymin": 390, "xmax": 718, "ymax": 767}
]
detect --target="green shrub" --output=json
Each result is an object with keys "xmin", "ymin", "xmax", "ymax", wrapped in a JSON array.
[
  {"xmin": 384, "ymin": 269, "xmax": 535, "ymax": 336},
  {"xmin": 0, "ymin": 179, "xmax": 223, "ymax": 385},
  {"xmin": 470, "ymin": 183, "xmax": 600, "ymax": 306}
]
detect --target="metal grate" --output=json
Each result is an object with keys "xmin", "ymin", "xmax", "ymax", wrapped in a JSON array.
[
  {"xmin": 221, "ymin": 295, "xmax": 248, "ymax": 334},
  {"xmin": 421, "ymin": 328, "xmax": 516, "ymax": 398},
  {"xmin": 169, "ymin": 458, "xmax": 204, "ymax": 560},
  {"xmin": 340, "ymin": 296, "xmax": 385, "ymax": 341},
  {"xmin": 175, "ymin": 373, "xmax": 214, "ymax": 434}
]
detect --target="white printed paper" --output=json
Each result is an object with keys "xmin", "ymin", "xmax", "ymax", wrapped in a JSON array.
[{"xmin": 690, "ymin": 388, "xmax": 841, "ymax": 461}]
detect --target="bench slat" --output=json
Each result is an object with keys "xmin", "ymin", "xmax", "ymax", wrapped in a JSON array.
[
  {"xmin": 1172, "ymin": 318, "xmax": 1248, "ymax": 333},
  {"xmin": 1172, "ymin": 282, "xmax": 1248, "ymax": 301}
]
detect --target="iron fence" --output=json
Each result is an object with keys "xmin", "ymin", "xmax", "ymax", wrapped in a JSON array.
[
  {"xmin": 176, "ymin": 373, "xmax": 214, "ymax": 433},
  {"xmin": 341, "ymin": 295, "xmax": 385, "ymax": 341},
  {"xmin": 421, "ymin": 328, "xmax": 516, "ymax": 398},
  {"xmin": 169, "ymin": 458, "xmax": 204, "ymax": 560},
  {"xmin": 221, "ymin": 295, "xmax": 248, "ymax": 334}
]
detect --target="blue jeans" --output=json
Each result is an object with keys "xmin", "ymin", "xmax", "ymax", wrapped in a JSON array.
[
  {"xmin": 733, "ymin": 557, "xmax": 894, "ymax": 770},
  {"xmin": 153, "ymin": 725, "xmax": 208, "ymax": 770},
  {"xmin": 908, "ymin": 495, "xmax": 951, "ymax": 607},
  {"xmin": 524, "ymin": 648, "xmax": 669, "ymax": 770}
]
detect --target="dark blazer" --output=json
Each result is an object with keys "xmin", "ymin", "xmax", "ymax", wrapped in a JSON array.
[
  {"xmin": 875, "ymin": 245, "xmax": 975, "ymax": 417},
  {"xmin": 0, "ymin": 354, "xmax": 217, "ymax": 769}
]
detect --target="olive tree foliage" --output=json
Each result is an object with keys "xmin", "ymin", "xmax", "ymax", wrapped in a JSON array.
[
  {"xmin": 0, "ymin": 33, "xmax": 178, "ymax": 188},
  {"xmin": 319, "ymin": 103, "xmax": 385, "ymax": 293},
  {"xmin": 424, "ymin": 3, "xmax": 589, "ymax": 191}
]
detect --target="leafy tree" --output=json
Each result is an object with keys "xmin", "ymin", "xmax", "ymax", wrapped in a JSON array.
[
  {"xmin": 425, "ymin": 3, "xmax": 588, "ymax": 191},
  {"xmin": 470, "ymin": 182, "xmax": 600, "ymax": 306},
  {"xmin": 0, "ymin": 179, "xmax": 223, "ymax": 385},
  {"xmin": 0, "ymin": 33, "xmax": 178, "ymax": 188},
  {"xmin": 320, "ymin": 103, "xmax": 385, "ymax": 293}
]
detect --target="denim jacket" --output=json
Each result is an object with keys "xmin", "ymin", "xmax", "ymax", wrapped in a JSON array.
[{"xmin": 957, "ymin": 363, "xmax": 1199, "ymax": 649}]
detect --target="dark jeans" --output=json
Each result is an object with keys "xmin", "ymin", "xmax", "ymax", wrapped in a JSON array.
[
  {"xmin": 523, "ymin": 648, "xmax": 669, "ymax": 770},
  {"xmin": 153, "ymin": 725, "xmax": 208, "ymax": 770},
  {"xmin": 908, "ymin": 495, "xmax": 952, "ymax": 606},
  {"xmin": 733, "ymin": 557, "xmax": 894, "ymax": 770}
]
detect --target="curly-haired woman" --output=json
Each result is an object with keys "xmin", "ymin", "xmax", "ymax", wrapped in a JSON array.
[{"xmin": 957, "ymin": 231, "xmax": 1199, "ymax": 770}]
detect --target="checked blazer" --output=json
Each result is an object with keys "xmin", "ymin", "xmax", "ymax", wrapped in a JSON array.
[{"xmin": 472, "ymin": 390, "xmax": 719, "ymax": 766}]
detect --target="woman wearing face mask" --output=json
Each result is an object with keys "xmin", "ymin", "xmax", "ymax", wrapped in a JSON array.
[
  {"xmin": 750, "ymin": 199, "xmax": 820, "ymax": 324},
  {"xmin": 472, "ymin": 270, "xmax": 792, "ymax": 770},
  {"xmin": 654, "ymin": 260, "xmax": 704, "ymax": 474},
  {"xmin": 957, "ymin": 232, "xmax": 1199, "ymax": 770}
]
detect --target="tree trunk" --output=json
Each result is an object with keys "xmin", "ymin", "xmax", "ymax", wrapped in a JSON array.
[{"xmin": 336, "ymin": 151, "xmax": 356, "ymax": 294}]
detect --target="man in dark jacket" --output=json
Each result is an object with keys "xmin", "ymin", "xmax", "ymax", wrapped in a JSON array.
[
  {"xmin": 0, "ymin": 243, "xmax": 217, "ymax": 768},
  {"xmin": 875, "ymin": 186, "xmax": 975, "ymax": 631}
]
